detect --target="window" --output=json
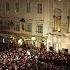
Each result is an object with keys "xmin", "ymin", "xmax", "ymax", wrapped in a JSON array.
[
  {"xmin": 16, "ymin": 24, "xmax": 20, "ymax": 31},
  {"xmin": 22, "ymin": 24, "xmax": 24, "ymax": 30},
  {"xmin": 6, "ymin": 2, "xmax": 10, "ymax": 11},
  {"xmin": 25, "ymin": 23, "xmax": 32, "ymax": 32},
  {"xmin": 37, "ymin": 3, "xmax": 42, "ymax": 14},
  {"xmin": 15, "ymin": 2, "xmax": 19, "ymax": 12},
  {"xmin": 9, "ymin": 21, "xmax": 14, "ymax": 30},
  {"xmin": 27, "ymin": 3, "xmax": 31, "ymax": 13},
  {"xmin": 37, "ymin": 24, "xmax": 43, "ymax": 33},
  {"xmin": 54, "ymin": 16, "xmax": 61, "ymax": 32}
]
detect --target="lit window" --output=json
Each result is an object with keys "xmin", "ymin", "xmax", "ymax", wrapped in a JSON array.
[{"xmin": 54, "ymin": 16, "xmax": 61, "ymax": 32}]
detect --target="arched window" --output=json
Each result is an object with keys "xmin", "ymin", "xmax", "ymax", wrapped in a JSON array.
[{"xmin": 53, "ymin": 8, "xmax": 62, "ymax": 32}]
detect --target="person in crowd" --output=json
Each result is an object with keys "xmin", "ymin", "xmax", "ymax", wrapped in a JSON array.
[{"xmin": 0, "ymin": 43, "xmax": 70, "ymax": 70}]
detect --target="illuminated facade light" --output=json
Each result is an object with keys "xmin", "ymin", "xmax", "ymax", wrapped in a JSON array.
[
  {"xmin": 18, "ymin": 39, "xmax": 23, "ymax": 46},
  {"xmin": 58, "ymin": 0, "xmax": 62, "ymax": 1},
  {"xmin": 58, "ymin": 27, "xmax": 61, "ymax": 32},
  {"xmin": 3, "ymin": 38, "xmax": 5, "ymax": 43},
  {"xmin": 31, "ymin": 37, "xmax": 36, "ymax": 41}
]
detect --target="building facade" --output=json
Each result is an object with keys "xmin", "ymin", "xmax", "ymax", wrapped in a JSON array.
[{"xmin": 0, "ymin": 0, "xmax": 70, "ymax": 52}]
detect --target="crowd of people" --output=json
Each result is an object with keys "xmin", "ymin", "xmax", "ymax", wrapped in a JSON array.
[
  {"xmin": 0, "ymin": 42, "xmax": 70, "ymax": 70},
  {"xmin": 0, "ymin": 48, "xmax": 70, "ymax": 70}
]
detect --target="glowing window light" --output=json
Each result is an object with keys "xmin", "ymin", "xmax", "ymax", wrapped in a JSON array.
[{"xmin": 58, "ymin": 27, "xmax": 61, "ymax": 32}]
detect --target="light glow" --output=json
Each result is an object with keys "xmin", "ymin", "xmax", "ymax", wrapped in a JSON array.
[
  {"xmin": 18, "ymin": 39, "xmax": 23, "ymax": 45},
  {"xmin": 58, "ymin": 0, "xmax": 62, "ymax": 1},
  {"xmin": 31, "ymin": 37, "xmax": 36, "ymax": 41}
]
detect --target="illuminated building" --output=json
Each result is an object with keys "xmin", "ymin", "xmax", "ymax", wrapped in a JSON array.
[{"xmin": 0, "ymin": 0, "xmax": 70, "ymax": 52}]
